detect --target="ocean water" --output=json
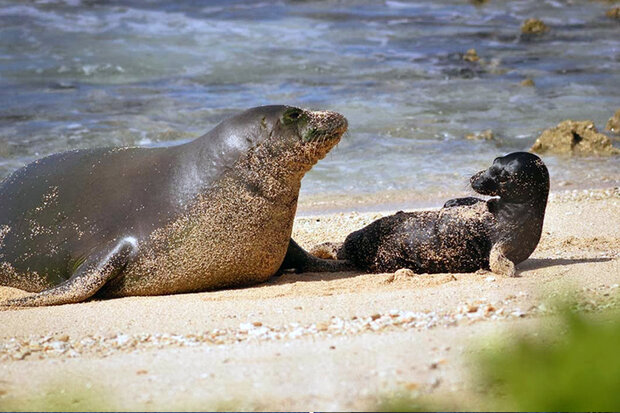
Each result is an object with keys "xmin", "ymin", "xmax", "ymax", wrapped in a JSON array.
[{"xmin": 0, "ymin": 0, "xmax": 618, "ymax": 205}]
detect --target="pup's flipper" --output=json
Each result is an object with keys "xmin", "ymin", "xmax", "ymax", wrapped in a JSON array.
[
  {"xmin": 443, "ymin": 197, "xmax": 484, "ymax": 208},
  {"xmin": 489, "ymin": 243, "xmax": 516, "ymax": 277}
]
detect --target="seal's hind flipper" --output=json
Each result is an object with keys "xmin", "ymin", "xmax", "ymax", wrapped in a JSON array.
[
  {"xmin": 279, "ymin": 239, "xmax": 355, "ymax": 273},
  {"xmin": 2, "ymin": 237, "xmax": 138, "ymax": 307}
]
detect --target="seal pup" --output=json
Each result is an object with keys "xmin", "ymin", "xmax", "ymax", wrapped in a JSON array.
[
  {"xmin": 1, "ymin": 105, "xmax": 348, "ymax": 306},
  {"xmin": 315, "ymin": 152, "xmax": 549, "ymax": 276}
]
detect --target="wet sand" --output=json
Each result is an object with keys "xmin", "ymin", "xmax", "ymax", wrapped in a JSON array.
[{"xmin": 0, "ymin": 187, "xmax": 618, "ymax": 411}]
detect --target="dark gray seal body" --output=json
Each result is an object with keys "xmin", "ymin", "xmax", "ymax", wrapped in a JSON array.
[
  {"xmin": 322, "ymin": 152, "xmax": 549, "ymax": 276},
  {"xmin": 0, "ymin": 105, "xmax": 347, "ymax": 306}
]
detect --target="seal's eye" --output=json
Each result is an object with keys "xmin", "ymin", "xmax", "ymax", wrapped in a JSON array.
[
  {"xmin": 282, "ymin": 108, "xmax": 303, "ymax": 125},
  {"xmin": 497, "ymin": 171, "xmax": 510, "ymax": 183}
]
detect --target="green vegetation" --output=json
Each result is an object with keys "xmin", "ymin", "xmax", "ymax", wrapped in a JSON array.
[
  {"xmin": 0, "ymin": 380, "xmax": 261, "ymax": 412},
  {"xmin": 377, "ymin": 392, "xmax": 444, "ymax": 412},
  {"xmin": 0, "ymin": 382, "xmax": 115, "ymax": 412},
  {"xmin": 376, "ymin": 307, "xmax": 620, "ymax": 412},
  {"xmin": 477, "ymin": 309, "xmax": 620, "ymax": 411}
]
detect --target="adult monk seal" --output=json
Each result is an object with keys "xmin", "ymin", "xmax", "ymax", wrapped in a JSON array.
[
  {"xmin": 0, "ymin": 105, "xmax": 347, "ymax": 306},
  {"xmin": 314, "ymin": 152, "xmax": 549, "ymax": 276}
]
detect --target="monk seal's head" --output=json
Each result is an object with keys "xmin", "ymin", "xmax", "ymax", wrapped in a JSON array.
[
  {"xmin": 212, "ymin": 105, "xmax": 347, "ymax": 176},
  {"xmin": 198, "ymin": 105, "xmax": 346, "ymax": 200},
  {"xmin": 470, "ymin": 152, "xmax": 549, "ymax": 203},
  {"xmin": 272, "ymin": 106, "xmax": 348, "ymax": 168}
]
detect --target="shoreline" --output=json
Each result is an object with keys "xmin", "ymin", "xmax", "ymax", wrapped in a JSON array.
[{"xmin": 296, "ymin": 182, "xmax": 620, "ymax": 215}]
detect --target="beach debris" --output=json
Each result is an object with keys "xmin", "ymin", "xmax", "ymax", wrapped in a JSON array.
[
  {"xmin": 521, "ymin": 18, "xmax": 549, "ymax": 35},
  {"xmin": 520, "ymin": 78, "xmax": 535, "ymax": 87},
  {"xmin": 465, "ymin": 129, "xmax": 494, "ymax": 140},
  {"xmin": 451, "ymin": 48, "xmax": 506, "ymax": 77},
  {"xmin": 3, "ymin": 286, "xmax": 617, "ymax": 363},
  {"xmin": 403, "ymin": 382, "xmax": 420, "ymax": 391},
  {"xmin": 547, "ymin": 187, "xmax": 618, "ymax": 203},
  {"xmin": 606, "ymin": 7, "xmax": 620, "ymax": 19},
  {"xmin": 316, "ymin": 322, "xmax": 330, "ymax": 332},
  {"xmin": 394, "ymin": 268, "xmax": 416, "ymax": 278},
  {"xmin": 485, "ymin": 57, "xmax": 506, "ymax": 75},
  {"xmin": 0, "ymin": 298, "xmax": 541, "ymax": 362},
  {"xmin": 605, "ymin": 109, "xmax": 620, "ymax": 134},
  {"xmin": 429, "ymin": 358, "xmax": 447, "ymax": 370},
  {"xmin": 530, "ymin": 120, "xmax": 620, "ymax": 155},
  {"xmin": 463, "ymin": 48, "xmax": 480, "ymax": 63},
  {"xmin": 384, "ymin": 268, "xmax": 416, "ymax": 283}
]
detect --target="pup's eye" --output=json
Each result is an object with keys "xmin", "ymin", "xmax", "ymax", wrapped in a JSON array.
[
  {"xmin": 282, "ymin": 108, "xmax": 303, "ymax": 124},
  {"xmin": 497, "ymin": 172, "xmax": 510, "ymax": 182}
]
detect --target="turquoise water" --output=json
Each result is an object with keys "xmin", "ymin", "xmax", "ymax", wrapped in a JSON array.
[{"xmin": 0, "ymin": 0, "xmax": 618, "ymax": 201}]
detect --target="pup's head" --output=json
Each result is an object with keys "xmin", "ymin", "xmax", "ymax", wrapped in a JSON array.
[{"xmin": 470, "ymin": 152, "xmax": 549, "ymax": 203}]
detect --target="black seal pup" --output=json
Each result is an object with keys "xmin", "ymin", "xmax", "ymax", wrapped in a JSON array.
[
  {"xmin": 1, "ymin": 105, "xmax": 347, "ymax": 306},
  {"xmin": 318, "ymin": 152, "xmax": 549, "ymax": 276}
]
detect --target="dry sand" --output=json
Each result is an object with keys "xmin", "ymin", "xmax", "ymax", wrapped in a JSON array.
[{"xmin": 0, "ymin": 187, "xmax": 618, "ymax": 411}]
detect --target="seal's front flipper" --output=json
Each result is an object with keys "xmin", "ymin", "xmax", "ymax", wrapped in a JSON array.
[
  {"xmin": 489, "ymin": 243, "xmax": 516, "ymax": 277},
  {"xmin": 443, "ymin": 197, "xmax": 484, "ymax": 208},
  {"xmin": 279, "ymin": 239, "xmax": 355, "ymax": 273},
  {"xmin": 3, "ymin": 237, "xmax": 138, "ymax": 307}
]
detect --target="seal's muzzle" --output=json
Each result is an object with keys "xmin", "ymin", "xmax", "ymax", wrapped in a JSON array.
[
  {"xmin": 470, "ymin": 169, "xmax": 499, "ymax": 196},
  {"xmin": 301, "ymin": 110, "xmax": 348, "ymax": 143}
]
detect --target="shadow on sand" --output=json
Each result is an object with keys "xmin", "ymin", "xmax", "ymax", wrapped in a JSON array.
[
  {"xmin": 267, "ymin": 269, "xmax": 362, "ymax": 286},
  {"xmin": 519, "ymin": 257, "xmax": 612, "ymax": 272},
  {"xmin": 269, "ymin": 256, "xmax": 615, "ymax": 287}
]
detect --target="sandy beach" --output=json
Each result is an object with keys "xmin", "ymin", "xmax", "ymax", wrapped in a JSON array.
[
  {"xmin": 1, "ymin": 0, "xmax": 619, "ymax": 410},
  {"xmin": 0, "ymin": 186, "xmax": 618, "ymax": 411}
]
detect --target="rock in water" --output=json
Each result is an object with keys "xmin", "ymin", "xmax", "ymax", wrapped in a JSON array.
[
  {"xmin": 521, "ymin": 18, "xmax": 549, "ymax": 35},
  {"xmin": 606, "ymin": 7, "xmax": 620, "ymax": 19},
  {"xmin": 530, "ymin": 120, "xmax": 619, "ymax": 155},
  {"xmin": 465, "ymin": 129, "xmax": 494, "ymax": 141},
  {"xmin": 605, "ymin": 109, "xmax": 620, "ymax": 135}
]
